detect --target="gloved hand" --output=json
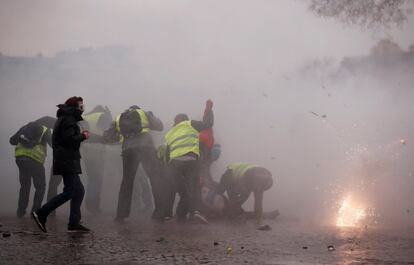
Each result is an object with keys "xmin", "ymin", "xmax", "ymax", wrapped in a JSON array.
[
  {"xmin": 82, "ymin": 130, "xmax": 90, "ymax": 140},
  {"xmin": 205, "ymin": 99, "xmax": 213, "ymax": 110}
]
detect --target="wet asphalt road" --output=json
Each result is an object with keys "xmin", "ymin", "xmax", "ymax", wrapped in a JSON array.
[{"xmin": 1, "ymin": 214, "xmax": 414, "ymax": 265}]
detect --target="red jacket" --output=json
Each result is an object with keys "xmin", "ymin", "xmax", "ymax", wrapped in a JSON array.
[{"xmin": 199, "ymin": 128, "xmax": 214, "ymax": 150}]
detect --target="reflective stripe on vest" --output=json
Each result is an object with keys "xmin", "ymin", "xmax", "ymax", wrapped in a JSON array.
[
  {"xmin": 228, "ymin": 163, "xmax": 257, "ymax": 180},
  {"xmin": 15, "ymin": 126, "xmax": 48, "ymax": 164},
  {"xmin": 165, "ymin": 120, "xmax": 199, "ymax": 161},
  {"xmin": 82, "ymin": 112, "xmax": 104, "ymax": 135},
  {"xmin": 115, "ymin": 109, "xmax": 150, "ymax": 142}
]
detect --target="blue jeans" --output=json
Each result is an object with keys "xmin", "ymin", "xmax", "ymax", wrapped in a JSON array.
[{"xmin": 37, "ymin": 174, "xmax": 85, "ymax": 225}]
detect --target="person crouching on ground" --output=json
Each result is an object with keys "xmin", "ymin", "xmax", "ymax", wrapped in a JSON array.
[{"xmin": 215, "ymin": 163, "xmax": 273, "ymax": 219}]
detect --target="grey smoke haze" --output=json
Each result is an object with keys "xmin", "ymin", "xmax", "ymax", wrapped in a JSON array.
[{"xmin": 1, "ymin": 0, "xmax": 413, "ymax": 226}]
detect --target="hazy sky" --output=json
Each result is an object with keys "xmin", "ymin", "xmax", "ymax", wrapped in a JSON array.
[{"xmin": 0, "ymin": 0, "xmax": 413, "ymax": 64}]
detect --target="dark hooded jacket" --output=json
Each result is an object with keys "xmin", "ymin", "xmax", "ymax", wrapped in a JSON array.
[{"xmin": 53, "ymin": 104, "xmax": 86, "ymax": 175}]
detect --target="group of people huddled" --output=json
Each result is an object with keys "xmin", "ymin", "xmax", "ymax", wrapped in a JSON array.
[{"xmin": 10, "ymin": 96, "xmax": 276, "ymax": 233}]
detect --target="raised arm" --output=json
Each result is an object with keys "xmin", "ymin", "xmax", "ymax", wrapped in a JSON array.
[{"xmin": 191, "ymin": 99, "xmax": 214, "ymax": 132}]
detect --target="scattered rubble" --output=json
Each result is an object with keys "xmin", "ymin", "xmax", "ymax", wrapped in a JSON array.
[{"xmin": 258, "ymin": 225, "xmax": 272, "ymax": 231}]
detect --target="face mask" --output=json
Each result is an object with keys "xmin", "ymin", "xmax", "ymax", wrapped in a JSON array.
[{"xmin": 78, "ymin": 102, "xmax": 85, "ymax": 112}]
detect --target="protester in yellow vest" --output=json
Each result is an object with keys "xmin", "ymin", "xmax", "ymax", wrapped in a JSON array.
[
  {"xmin": 163, "ymin": 99, "xmax": 214, "ymax": 224},
  {"xmin": 81, "ymin": 105, "xmax": 112, "ymax": 213},
  {"xmin": 103, "ymin": 105, "xmax": 164, "ymax": 222},
  {"xmin": 9, "ymin": 116, "xmax": 55, "ymax": 218},
  {"xmin": 216, "ymin": 163, "xmax": 273, "ymax": 219}
]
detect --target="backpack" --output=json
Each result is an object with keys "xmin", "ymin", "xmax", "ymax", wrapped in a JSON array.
[
  {"xmin": 18, "ymin": 122, "xmax": 44, "ymax": 148},
  {"xmin": 118, "ymin": 109, "xmax": 142, "ymax": 136}
]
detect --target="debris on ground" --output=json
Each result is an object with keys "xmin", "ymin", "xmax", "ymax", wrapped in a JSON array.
[
  {"xmin": 327, "ymin": 245, "xmax": 335, "ymax": 251},
  {"xmin": 156, "ymin": 237, "xmax": 165, "ymax": 243},
  {"xmin": 258, "ymin": 224, "xmax": 272, "ymax": 231},
  {"xmin": 213, "ymin": 241, "xmax": 219, "ymax": 246},
  {"xmin": 241, "ymin": 246, "xmax": 245, "ymax": 250},
  {"xmin": 302, "ymin": 246, "xmax": 308, "ymax": 249},
  {"xmin": 226, "ymin": 246, "xmax": 232, "ymax": 255},
  {"xmin": 2, "ymin": 232, "xmax": 11, "ymax": 238}
]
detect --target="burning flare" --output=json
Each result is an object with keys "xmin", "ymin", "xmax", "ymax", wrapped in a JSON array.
[{"xmin": 336, "ymin": 195, "xmax": 367, "ymax": 227}]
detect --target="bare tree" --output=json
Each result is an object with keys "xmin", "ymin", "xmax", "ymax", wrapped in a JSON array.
[{"xmin": 308, "ymin": 0, "xmax": 413, "ymax": 29}]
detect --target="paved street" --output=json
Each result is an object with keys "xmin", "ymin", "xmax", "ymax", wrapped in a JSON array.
[{"xmin": 1, "ymin": 214, "xmax": 414, "ymax": 264}]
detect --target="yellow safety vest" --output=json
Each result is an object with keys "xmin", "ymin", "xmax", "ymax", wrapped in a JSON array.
[
  {"xmin": 15, "ymin": 126, "xmax": 48, "ymax": 164},
  {"xmin": 165, "ymin": 120, "xmax": 199, "ymax": 161},
  {"xmin": 115, "ymin": 109, "xmax": 150, "ymax": 142},
  {"xmin": 82, "ymin": 112, "xmax": 104, "ymax": 135},
  {"xmin": 228, "ymin": 163, "xmax": 257, "ymax": 180}
]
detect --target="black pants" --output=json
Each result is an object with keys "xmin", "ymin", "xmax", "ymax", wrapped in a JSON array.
[
  {"xmin": 15, "ymin": 158, "xmax": 46, "ymax": 216},
  {"xmin": 116, "ymin": 146, "xmax": 164, "ymax": 219},
  {"xmin": 164, "ymin": 159, "xmax": 201, "ymax": 218},
  {"xmin": 37, "ymin": 174, "xmax": 85, "ymax": 225}
]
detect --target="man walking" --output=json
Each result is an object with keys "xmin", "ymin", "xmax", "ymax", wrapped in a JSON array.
[{"xmin": 32, "ymin": 97, "xmax": 90, "ymax": 233}]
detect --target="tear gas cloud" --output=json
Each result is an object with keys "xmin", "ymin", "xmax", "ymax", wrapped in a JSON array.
[{"xmin": 0, "ymin": 0, "xmax": 413, "ymax": 227}]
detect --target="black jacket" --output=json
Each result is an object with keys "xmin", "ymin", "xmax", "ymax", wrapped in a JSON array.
[
  {"xmin": 9, "ymin": 122, "xmax": 52, "ymax": 147},
  {"xmin": 52, "ymin": 104, "xmax": 86, "ymax": 175}
]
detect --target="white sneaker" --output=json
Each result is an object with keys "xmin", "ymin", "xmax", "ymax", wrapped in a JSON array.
[{"xmin": 191, "ymin": 211, "xmax": 209, "ymax": 224}]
